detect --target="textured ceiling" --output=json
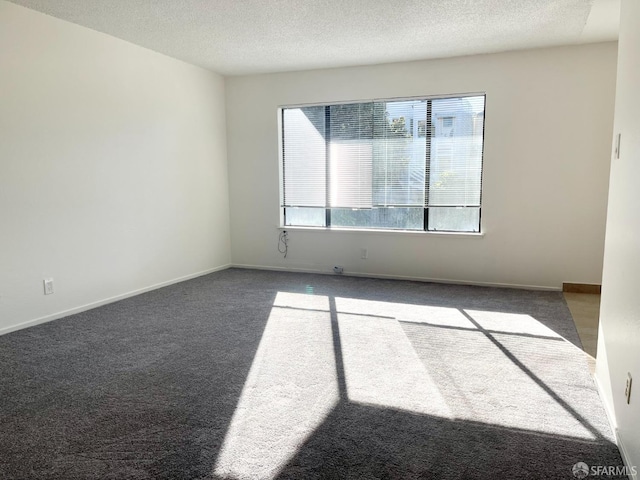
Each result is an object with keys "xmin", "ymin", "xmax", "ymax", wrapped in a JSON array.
[{"xmin": 7, "ymin": 0, "xmax": 619, "ymax": 75}]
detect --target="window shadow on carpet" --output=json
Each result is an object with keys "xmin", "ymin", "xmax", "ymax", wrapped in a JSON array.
[
  {"xmin": 0, "ymin": 268, "xmax": 626, "ymax": 479},
  {"xmin": 274, "ymin": 402, "xmax": 625, "ymax": 480},
  {"xmin": 212, "ymin": 270, "xmax": 624, "ymax": 479}
]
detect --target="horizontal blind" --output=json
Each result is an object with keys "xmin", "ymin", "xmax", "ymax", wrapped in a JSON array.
[
  {"xmin": 426, "ymin": 96, "xmax": 485, "ymax": 207},
  {"xmin": 282, "ymin": 106, "xmax": 327, "ymax": 207},
  {"xmin": 373, "ymin": 100, "xmax": 426, "ymax": 207},
  {"xmin": 329, "ymin": 103, "xmax": 373, "ymax": 208},
  {"xmin": 327, "ymin": 100, "xmax": 429, "ymax": 208}
]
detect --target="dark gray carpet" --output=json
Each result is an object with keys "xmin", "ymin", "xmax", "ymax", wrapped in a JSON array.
[{"xmin": 0, "ymin": 268, "xmax": 625, "ymax": 479}]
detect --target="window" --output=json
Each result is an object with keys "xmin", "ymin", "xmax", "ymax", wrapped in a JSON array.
[
  {"xmin": 281, "ymin": 94, "xmax": 485, "ymax": 233},
  {"xmin": 441, "ymin": 116, "xmax": 454, "ymax": 128}
]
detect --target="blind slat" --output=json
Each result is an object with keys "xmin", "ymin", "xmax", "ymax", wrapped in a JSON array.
[
  {"xmin": 282, "ymin": 107, "xmax": 326, "ymax": 207},
  {"xmin": 426, "ymin": 96, "xmax": 485, "ymax": 207}
]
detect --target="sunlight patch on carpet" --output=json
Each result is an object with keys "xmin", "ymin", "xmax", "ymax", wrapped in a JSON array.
[
  {"xmin": 335, "ymin": 297, "xmax": 475, "ymax": 328},
  {"xmin": 464, "ymin": 310, "xmax": 563, "ymax": 338},
  {"xmin": 403, "ymin": 309, "xmax": 602, "ymax": 441},
  {"xmin": 215, "ymin": 292, "xmax": 607, "ymax": 480},
  {"xmin": 214, "ymin": 294, "xmax": 339, "ymax": 480},
  {"xmin": 337, "ymin": 312, "xmax": 452, "ymax": 418}
]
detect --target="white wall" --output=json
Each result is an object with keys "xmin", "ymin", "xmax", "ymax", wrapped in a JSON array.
[
  {"xmin": 0, "ymin": 1, "xmax": 231, "ymax": 333},
  {"xmin": 226, "ymin": 43, "xmax": 617, "ymax": 289},
  {"xmin": 596, "ymin": 0, "xmax": 640, "ymax": 471}
]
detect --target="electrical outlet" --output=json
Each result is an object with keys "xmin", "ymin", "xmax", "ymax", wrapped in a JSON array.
[
  {"xmin": 361, "ymin": 248, "xmax": 368, "ymax": 259},
  {"xmin": 625, "ymin": 373, "xmax": 632, "ymax": 404},
  {"xmin": 43, "ymin": 278, "xmax": 54, "ymax": 295}
]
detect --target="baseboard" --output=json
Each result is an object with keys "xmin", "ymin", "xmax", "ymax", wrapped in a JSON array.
[
  {"xmin": 563, "ymin": 282, "xmax": 602, "ymax": 294},
  {"xmin": 593, "ymin": 373, "xmax": 618, "ymax": 437},
  {"xmin": 230, "ymin": 263, "xmax": 561, "ymax": 291},
  {"xmin": 615, "ymin": 429, "xmax": 638, "ymax": 480},
  {"xmin": 0, "ymin": 264, "xmax": 232, "ymax": 337},
  {"xmin": 593, "ymin": 375, "xmax": 637, "ymax": 480}
]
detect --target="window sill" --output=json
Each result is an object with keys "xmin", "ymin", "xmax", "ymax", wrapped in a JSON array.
[{"xmin": 277, "ymin": 225, "xmax": 484, "ymax": 238}]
